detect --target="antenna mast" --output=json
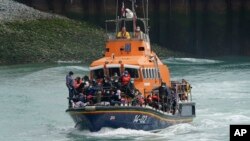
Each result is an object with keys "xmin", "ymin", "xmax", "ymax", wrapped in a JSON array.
[
  {"xmin": 146, "ymin": 0, "xmax": 149, "ymax": 34},
  {"xmin": 131, "ymin": 0, "xmax": 137, "ymax": 32},
  {"xmin": 115, "ymin": 0, "xmax": 119, "ymax": 33}
]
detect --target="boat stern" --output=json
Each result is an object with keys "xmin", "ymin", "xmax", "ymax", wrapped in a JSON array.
[{"xmin": 179, "ymin": 102, "xmax": 196, "ymax": 117}]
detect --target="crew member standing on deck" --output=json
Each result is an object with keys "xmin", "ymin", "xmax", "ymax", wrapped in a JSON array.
[
  {"xmin": 66, "ymin": 71, "xmax": 74, "ymax": 108},
  {"xmin": 117, "ymin": 27, "xmax": 131, "ymax": 39},
  {"xmin": 134, "ymin": 26, "xmax": 143, "ymax": 39},
  {"xmin": 121, "ymin": 70, "xmax": 131, "ymax": 86}
]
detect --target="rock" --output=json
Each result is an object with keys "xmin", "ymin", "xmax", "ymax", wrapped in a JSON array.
[{"xmin": 0, "ymin": 0, "xmax": 64, "ymax": 22}]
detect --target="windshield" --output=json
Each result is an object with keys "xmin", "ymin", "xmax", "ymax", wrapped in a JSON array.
[
  {"xmin": 105, "ymin": 19, "xmax": 148, "ymax": 40},
  {"xmin": 124, "ymin": 68, "xmax": 139, "ymax": 78},
  {"xmin": 108, "ymin": 67, "xmax": 121, "ymax": 77},
  {"xmin": 92, "ymin": 69, "xmax": 104, "ymax": 79}
]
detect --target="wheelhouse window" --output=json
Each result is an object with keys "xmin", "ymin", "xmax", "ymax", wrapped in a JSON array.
[
  {"xmin": 138, "ymin": 47, "xmax": 145, "ymax": 51},
  {"xmin": 108, "ymin": 67, "xmax": 120, "ymax": 77},
  {"xmin": 147, "ymin": 68, "xmax": 151, "ymax": 78},
  {"xmin": 92, "ymin": 69, "xmax": 104, "ymax": 79},
  {"xmin": 151, "ymin": 69, "xmax": 155, "ymax": 78},
  {"xmin": 125, "ymin": 68, "xmax": 139, "ymax": 78},
  {"xmin": 142, "ymin": 68, "xmax": 160, "ymax": 79},
  {"xmin": 156, "ymin": 69, "xmax": 160, "ymax": 78},
  {"xmin": 145, "ymin": 68, "xmax": 149, "ymax": 78},
  {"xmin": 142, "ymin": 68, "xmax": 147, "ymax": 78}
]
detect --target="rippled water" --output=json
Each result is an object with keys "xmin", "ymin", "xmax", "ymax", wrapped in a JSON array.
[{"xmin": 0, "ymin": 57, "xmax": 250, "ymax": 141}]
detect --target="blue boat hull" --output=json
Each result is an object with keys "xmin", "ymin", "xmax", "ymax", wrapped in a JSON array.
[{"xmin": 66, "ymin": 104, "xmax": 195, "ymax": 132}]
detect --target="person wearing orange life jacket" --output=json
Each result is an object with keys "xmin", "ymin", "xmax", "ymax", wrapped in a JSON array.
[{"xmin": 121, "ymin": 70, "xmax": 131, "ymax": 86}]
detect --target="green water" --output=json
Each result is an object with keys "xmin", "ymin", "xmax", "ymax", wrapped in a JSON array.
[{"xmin": 0, "ymin": 57, "xmax": 250, "ymax": 141}]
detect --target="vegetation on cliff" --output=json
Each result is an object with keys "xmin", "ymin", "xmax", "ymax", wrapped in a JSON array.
[
  {"xmin": 0, "ymin": 19, "xmax": 187, "ymax": 65},
  {"xmin": 0, "ymin": 19, "xmax": 105, "ymax": 64}
]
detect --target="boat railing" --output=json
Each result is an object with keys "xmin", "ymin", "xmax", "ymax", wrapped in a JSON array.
[
  {"xmin": 106, "ymin": 32, "xmax": 149, "ymax": 42},
  {"xmin": 171, "ymin": 80, "xmax": 192, "ymax": 102},
  {"xmin": 69, "ymin": 79, "xmax": 193, "ymax": 116},
  {"xmin": 70, "ymin": 90, "xmax": 190, "ymax": 116},
  {"xmin": 70, "ymin": 93, "xmax": 191, "ymax": 116}
]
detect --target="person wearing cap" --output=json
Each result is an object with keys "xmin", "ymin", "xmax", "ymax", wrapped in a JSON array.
[
  {"xmin": 117, "ymin": 26, "xmax": 131, "ymax": 39},
  {"xmin": 66, "ymin": 71, "xmax": 74, "ymax": 108},
  {"xmin": 134, "ymin": 26, "xmax": 143, "ymax": 39},
  {"xmin": 121, "ymin": 70, "xmax": 131, "ymax": 86}
]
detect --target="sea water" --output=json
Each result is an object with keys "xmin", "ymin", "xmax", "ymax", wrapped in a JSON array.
[{"xmin": 0, "ymin": 57, "xmax": 250, "ymax": 141}]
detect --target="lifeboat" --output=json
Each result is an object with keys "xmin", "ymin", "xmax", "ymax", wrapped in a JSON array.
[{"xmin": 66, "ymin": 0, "xmax": 196, "ymax": 132}]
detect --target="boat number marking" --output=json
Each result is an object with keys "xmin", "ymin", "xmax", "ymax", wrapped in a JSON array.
[{"xmin": 133, "ymin": 115, "xmax": 148, "ymax": 124}]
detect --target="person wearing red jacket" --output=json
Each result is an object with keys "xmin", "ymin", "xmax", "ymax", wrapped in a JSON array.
[
  {"xmin": 74, "ymin": 76, "xmax": 82, "ymax": 93},
  {"xmin": 74, "ymin": 77, "xmax": 82, "ymax": 88},
  {"xmin": 121, "ymin": 71, "xmax": 131, "ymax": 86}
]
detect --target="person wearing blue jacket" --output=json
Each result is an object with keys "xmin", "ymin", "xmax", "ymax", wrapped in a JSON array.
[{"xmin": 66, "ymin": 71, "xmax": 74, "ymax": 108}]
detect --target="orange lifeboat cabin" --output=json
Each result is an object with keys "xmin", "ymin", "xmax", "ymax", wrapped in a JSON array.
[{"xmin": 90, "ymin": 18, "xmax": 170, "ymax": 98}]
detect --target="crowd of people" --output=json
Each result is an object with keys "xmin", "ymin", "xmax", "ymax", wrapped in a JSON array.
[
  {"xmin": 65, "ymin": 71, "xmax": 136, "ymax": 108},
  {"xmin": 65, "ymin": 71, "xmax": 190, "ymax": 115}
]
